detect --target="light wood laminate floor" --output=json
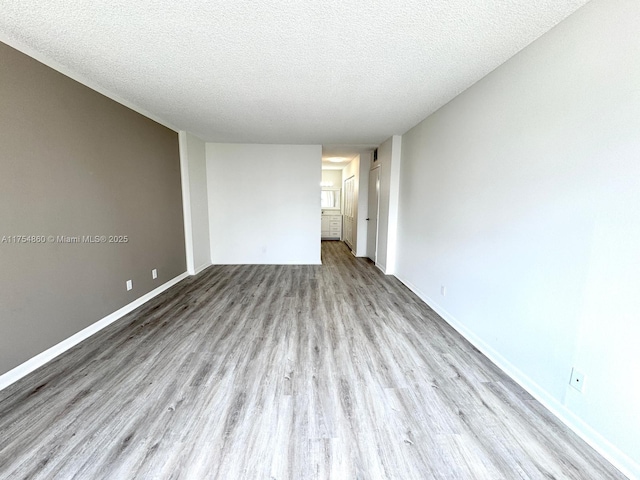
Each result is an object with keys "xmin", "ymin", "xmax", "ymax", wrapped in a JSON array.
[{"xmin": 0, "ymin": 241, "xmax": 626, "ymax": 479}]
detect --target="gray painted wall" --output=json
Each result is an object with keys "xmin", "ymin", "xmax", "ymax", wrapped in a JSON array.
[{"xmin": 0, "ymin": 42, "xmax": 186, "ymax": 375}]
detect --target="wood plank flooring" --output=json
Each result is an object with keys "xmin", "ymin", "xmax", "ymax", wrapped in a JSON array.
[{"xmin": 0, "ymin": 241, "xmax": 626, "ymax": 479}]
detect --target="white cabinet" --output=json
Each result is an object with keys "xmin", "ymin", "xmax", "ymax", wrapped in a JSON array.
[{"xmin": 321, "ymin": 212, "xmax": 342, "ymax": 239}]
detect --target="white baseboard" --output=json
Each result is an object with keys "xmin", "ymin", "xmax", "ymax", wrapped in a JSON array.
[
  {"xmin": 0, "ymin": 272, "xmax": 190, "ymax": 392},
  {"xmin": 395, "ymin": 273, "xmax": 639, "ymax": 480}
]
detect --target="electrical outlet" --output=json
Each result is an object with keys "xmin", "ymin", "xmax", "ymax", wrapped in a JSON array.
[
  {"xmin": 126, "ymin": 280, "xmax": 133, "ymax": 291},
  {"xmin": 441, "ymin": 285, "xmax": 446, "ymax": 296},
  {"xmin": 569, "ymin": 367, "xmax": 585, "ymax": 392},
  {"xmin": 152, "ymin": 268, "xmax": 158, "ymax": 279}
]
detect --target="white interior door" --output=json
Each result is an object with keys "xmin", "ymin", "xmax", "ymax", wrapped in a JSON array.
[
  {"xmin": 343, "ymin": 176, "xmax": 356, "ymax": 249},
  {"xmin": 367, "ymin": 167, "xmax": 380, "ymax": 262}
]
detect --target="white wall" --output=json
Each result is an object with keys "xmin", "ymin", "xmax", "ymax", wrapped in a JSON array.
[
  {"xmin": 179, "ymin": 131, "xmax": 211, "ymax": 275},
  {"xmin": 321, "ymin": 169, "xmax": 342, "ymax": 188},
  {"xmin": 395, "ymin": 0, "xmax": 640, "ymax": 477},
  {"xmin": 375, "ymin": 135, "xmax": 402, "ymax": 274},
  {"xmin": 206, "ymin": 143, "xmax": 321, "ymax": 264},
  {"xmin": 185, "ymin": 132, "xmax": 211, "ymax": 272}
]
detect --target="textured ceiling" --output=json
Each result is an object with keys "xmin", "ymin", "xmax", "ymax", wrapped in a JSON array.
[{"xmin": 1, "ymin": 0, "xmax": 589, "ymax": 146}]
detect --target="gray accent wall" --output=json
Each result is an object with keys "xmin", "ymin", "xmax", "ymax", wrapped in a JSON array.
[{"xmin": 0, "ymin": 42, "xmax": 186, "ymax": 375}]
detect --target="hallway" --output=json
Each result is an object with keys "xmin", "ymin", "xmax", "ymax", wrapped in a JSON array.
[{"xmin": 0, "ymin": 241, "xmax": 625, "ymax": 479}]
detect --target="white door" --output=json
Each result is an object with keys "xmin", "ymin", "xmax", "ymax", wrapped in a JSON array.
[
  {"xmin": 367, "ymin": 167, "xmax": 380, "ymax": 262},
  {"xmin": 343, "ymin": 175, "xmax": 356, "ymax": 249}
]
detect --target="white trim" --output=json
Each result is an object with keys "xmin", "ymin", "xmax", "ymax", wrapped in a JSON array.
[
  {"xmin": 0, "ymin": 272, "xmax": 189, "ymax": 392},
  {"xmin": 394, "ymin": 273, "xmax": 639, "ymax": 480},
  {"xmin": 0, "ymin": 34, "xmax": 178, "ymax": 133},
  {"xmin": 178, "ymin": 131, "xmax": 195, "ymax": 275}
]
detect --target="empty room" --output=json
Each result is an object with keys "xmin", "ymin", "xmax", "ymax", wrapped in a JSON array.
[{"xmin": 1, "ymin": 0, "xmax": 638, "ymax": 478}]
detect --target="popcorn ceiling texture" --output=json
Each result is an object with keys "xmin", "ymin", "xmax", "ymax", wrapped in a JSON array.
[{"xmin": 0, "ymin": 0, "xmax": 589, "ymax": 145}]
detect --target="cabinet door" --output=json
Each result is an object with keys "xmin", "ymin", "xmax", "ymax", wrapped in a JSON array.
[{"xmin": 321, "ymin": 216, "xmax": 330, "ymax": 235}]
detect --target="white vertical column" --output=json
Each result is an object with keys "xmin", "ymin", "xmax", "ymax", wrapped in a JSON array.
[
  {"xmin": 178, "ymin": 131, "xmax": 196, "ymax": 275},
  {"xmin": 385, "ymin": 135, "xmax": 402, "ymax": 275}
]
